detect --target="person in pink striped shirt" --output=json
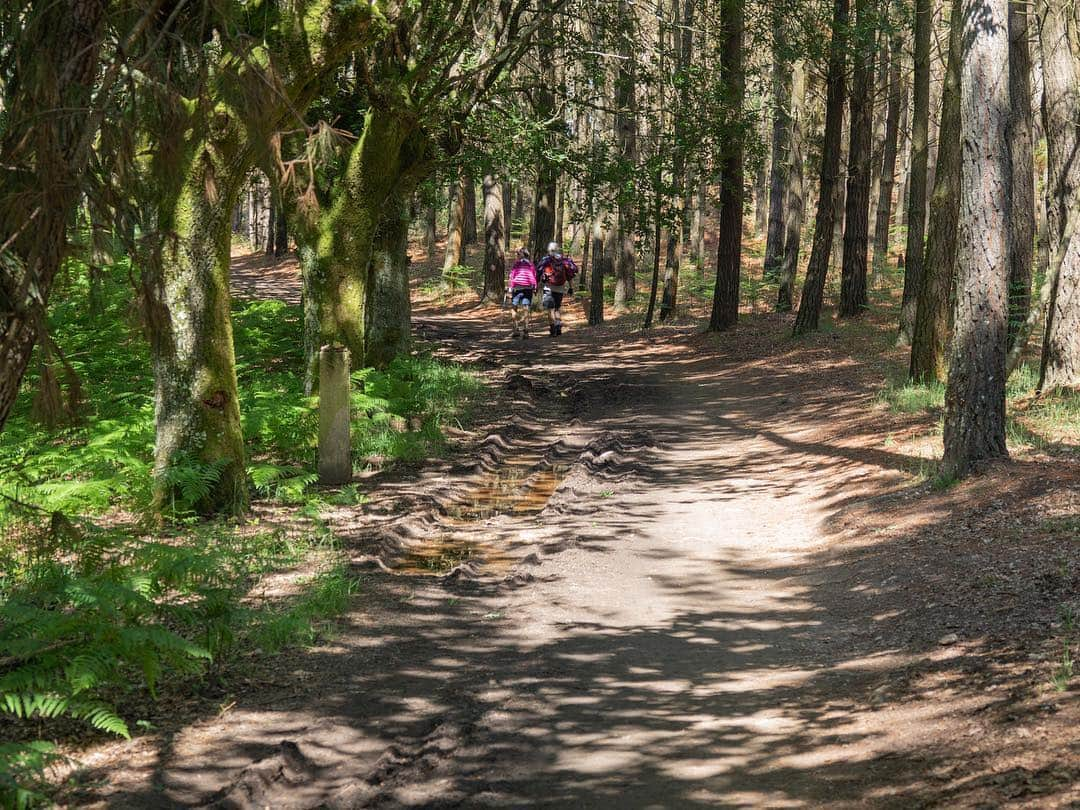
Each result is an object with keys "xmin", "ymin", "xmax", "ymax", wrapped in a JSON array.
[{"xmin": 507, "ymin": 247, "xmax": 537, "ymax": 339}]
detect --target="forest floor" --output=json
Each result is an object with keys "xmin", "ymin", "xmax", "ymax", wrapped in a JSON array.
[{"xmin": 65, "ymin": 244, "xmax": 1079, "ymax": 808}]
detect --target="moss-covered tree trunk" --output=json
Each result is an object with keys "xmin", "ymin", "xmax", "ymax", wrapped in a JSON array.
[
  {"xmin": 366, "ymin": 192, "xmax": 412, "ymax": 368},
  {"xmin": 148, "ymin": 147, "xmax": 248, "ymax": 516},
  {"xmin": 313, "ymin": 107, "xmax": 429, "ymax": 369}
]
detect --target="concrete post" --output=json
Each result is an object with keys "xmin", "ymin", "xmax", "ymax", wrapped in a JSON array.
[{"xmin": 318, "ymin": 344, "xmax": 351, "ymax": 485}]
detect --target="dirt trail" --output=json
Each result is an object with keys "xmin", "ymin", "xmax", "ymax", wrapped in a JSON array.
[{"xmin": 76, "ymin": 295, "xmax": 1078, "ymax": 808}]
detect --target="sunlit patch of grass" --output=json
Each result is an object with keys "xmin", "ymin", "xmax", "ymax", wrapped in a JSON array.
[
  {"xmin": 247, "ymin": 565, "xmax": 356, "ymax": 653},
  {"xmin": 878, "ymin": 380, "xmax": 946, "ymax": 414}
]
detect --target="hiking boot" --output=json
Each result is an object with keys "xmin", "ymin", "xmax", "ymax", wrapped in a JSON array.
[
  {"xmin": 511, "ymin": 328, "xmax": 520, "ymax": 339},
  {"xmin": 555, "ymin": 322, "xmax": 563, "ymax": 336},
  {"xmin": 549, "ymin": 323, "xmax": 556, "ymax": 336}
]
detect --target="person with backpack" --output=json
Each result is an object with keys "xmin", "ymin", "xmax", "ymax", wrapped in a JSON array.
[
  {"xmin": 507, "ymin": 247, "xmax": 537, "ymax": 339},
  {"xmin": 537, "ymin": 241, "xmax": 578, "ymax": 336}
]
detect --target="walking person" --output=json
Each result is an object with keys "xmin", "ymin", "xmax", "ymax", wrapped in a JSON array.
[
  {"xmin": 537, "ymin": 241, "xmax": 578, "ymax": 336},
  {"xmin": 507, "ymin": 247, "xmax": 537, "ymax": 339}
]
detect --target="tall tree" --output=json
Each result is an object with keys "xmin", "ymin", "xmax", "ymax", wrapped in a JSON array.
[
  {"xmin": 613, "ymin": 0, "xmax": 639, "ymax": 312},
  {"xmin": 792, "ymin": 0, "xmax": 849, "ymax": 334},
  {"xmin": 444, "ymin": 173, "xmax": 467, "ymax": 273},
  {"xmin": 910, "ymin": 0, "xmax": 962, "ymax": 382},
  {"xmin": 709, "ymin": 0, "xmax": 746, "ymax": 331},
  {"xmin": 660, "ymin": 0, "xmax": 696, "ymax": 321},
  {"xmin": 871, "ymin": 36, "xmax": 904, "ymax": 276},
  {"xmin": 839, "ymin": 0, "xmax": 877, "ymax": 317},
  {"xmin": 898, "ymin": 0, "xmax": 933, "ymax": 343},
  {"xmin": 1007, "ymin": 0, "xmax": 1035, "ymax": 352},
  {"xmin": 943, "ymin": 0, "xmax": 1011, "ymax": 478},
  {"xmin": 532, "ymin": 0, "xmax": 559, "ymax": 260},
  {"xmin": 777, "ymin": 62, "xmax": 808, "ymax": 312},
  {"xmin": 463, "ymin": 172, "xmax": 478, "ymax": 244},
  {"xmin": 763, "ymin": 14, "xmax": 793, "ymax": 282},
  {"xmin": 482, "ymin": 174, "xmax": 507, "ymax": 302},
  {"xmin": 1036, "ymin": 0, "xmax": 1080, "ymax": 391}
]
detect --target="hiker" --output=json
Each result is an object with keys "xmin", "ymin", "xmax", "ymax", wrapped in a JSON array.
[
  {"xmin": 537, "ymin": 241, "xmax": 578, "ymax": 336},
  {"xmin": 507, "ymin": 247, "xmax": 537, "ymax": 339}
]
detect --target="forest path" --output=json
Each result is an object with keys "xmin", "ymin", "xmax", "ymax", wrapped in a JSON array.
[{"xmin": 86, "ymin": 291, "xmax": 1076, "ymax": 809}]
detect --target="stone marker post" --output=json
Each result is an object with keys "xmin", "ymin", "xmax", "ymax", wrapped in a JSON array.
[{"xmin": 318, "ymin": 344, "xmax": 351, "ymax": 484}]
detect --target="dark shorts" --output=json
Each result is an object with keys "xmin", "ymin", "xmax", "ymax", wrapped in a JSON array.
[
  {"xmin": 542, "ymin": 290, "xmax": 564, "ymax": 310},
  {"xmin": 511, "ymin": 287, "xmax": 533, "ymax": 307}
]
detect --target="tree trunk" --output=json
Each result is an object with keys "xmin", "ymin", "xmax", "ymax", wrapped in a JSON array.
[
  {"xmin": 0, "ymin": 0, "xmax": 108, "ymax": 435},
  {"xmin": 274, "ymin": 197, "xmax": 288, "ymax": 257},
  {"xmin": 265, "ymin": 198, "xmax": 277, "ymax": 255},
  {"xmin": 1034, "ymin": 0, "xmax": 1080, "ymax": 391},
  {"xmin": 872, "ymin": 36, "xmax": 905, "ymax": 277},
  {"xmin": 792, "ymin": 0, "xmax": 849, "ymax": 334},
  {"xmin": 365, "ymin": 193, "xmax": 412, "ymax": 368},
  {"xmin": 532, "ymin": 4, "xmax": 559, "ymax": 260},
  {"xmin": 898, "ymin": 0, "xmax": 933, "ymax": 343},
  {"xmin": 910, "ymin": 0, "xmax": 962, "ymax": 383},
  {"xmin": 763, "ymin": 14, "xmax": 793, "ymax": 282},
  {"xmin": 613, "ymin": 0, "xmax": 639, "ymax": 312},
  {"xmin": 148, "ymin": 150, "xmax": 248, "ymax": 516},
  {"xmin": 895, "ymin": 74, "xmax": 913, "ymax": 231},
  {"xmin": 777, "ymin": 63, "xmax": 808, "ymax": 313},
  {"xmin": 423, "ymin": 204, "xmax": 437, "ymax": 257},
  {"xmin": 660, "ymin": 0, "xmax": 696, "ymax": 321},
  {"xmin": 463, "ymin": 172, "xmax": 478, "ymax": 244},
  {"xmin": 839, "ymin": 0, "xmax": 876, "ymax": 318},
  {"xmin": 708, "ymin": 0, "xmax": 745, "ymax": 331},
  {"xmin": 942, "ymin": 0, "xmax": 1011, "ymax": 478},
  {"xmin": 689, "ymin": 181, "xmax": 706, "ymax": 267},
  {"xmin": 867, "ymin": 33, "xmax": 890, "ymax": 236},
  {"xmin": 754, "ymin": 108, "xmax": 770, "ymax": 237},
  {"xmin": 503, "ymin": 180, "xmax": 513, "ymax": 250},
  {"xmin": 316, "ymin": 109, "xmax": 429, "ymax": 368},
  {"xmin": 443, "ymin": 172, "xmax": 466, "ymax": 273},
  {"xmin": 1007, "ymin": 0, "xmax": 1035, "ymax": 353},
  {"xmin": 482, "ymin": 174, "xmax": 506, "ymax": 302},
  {"xmin": 589, "ymin": 214, "xmax": 611, "ymax": 325}
]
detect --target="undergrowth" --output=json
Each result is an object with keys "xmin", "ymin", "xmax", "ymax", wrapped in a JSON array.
[{"xmin": 0, "ymin": 259, "xmax": 480, "ymax": 803}]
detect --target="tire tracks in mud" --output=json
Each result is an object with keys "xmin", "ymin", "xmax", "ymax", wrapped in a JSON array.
[{"xmin": 194, "ymin": 327, "xmax": 664, "ymax": 810}]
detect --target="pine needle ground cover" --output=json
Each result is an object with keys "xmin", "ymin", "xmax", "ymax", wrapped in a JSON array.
[{"xmin": 0, "ymin": 262, "xmax": 479, "ymax": 805}]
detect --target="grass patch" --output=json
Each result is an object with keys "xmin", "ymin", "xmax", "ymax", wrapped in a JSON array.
[{"xmin": 879, "ymin": 379, "xmax": 946, "ymax": 414}]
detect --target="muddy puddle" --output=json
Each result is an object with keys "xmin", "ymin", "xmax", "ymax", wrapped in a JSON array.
[{"xmin": 392, "ymin": 459, "xmax": 569, "ymax": 575}]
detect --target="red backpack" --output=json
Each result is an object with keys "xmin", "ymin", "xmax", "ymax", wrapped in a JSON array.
[{"xmin": 545, "ymin": 256, "xmax": 572, "ymax": 286}]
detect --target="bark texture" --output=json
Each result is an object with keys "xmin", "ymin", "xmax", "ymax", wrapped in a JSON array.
[
  {"xmin": 943, "ymin": 0, "xmax": 1011, "ymax": 478},
  {"xmin": 777, "ymin": 63, "xmax": 808, "ymax": 313},
  {"xmin": 1036, "ymin": 0, "xmax": 1080, "ymax": 391},
  {"xmin": 793, "ymin": 0, "xmax": 848, "ymax": 334},
  {"xmin": 482, "ymin": 174, "xmax": 507, "ymax": 302},
  {"xmin": 839, "ymin": 0, "xmax": 876, "ymax": 318},
  {"xmin": 763, "ymin": 15, "xmax": 793, "ymax": 283},
  {"xmin": 910, "ymin": 0, "xmax": 962, "ymax": 383},
  {"xmin": 1007, "ymin": 0, "xmax": 1035, "ymax": 352},
  {"xmin": 613, "ymin": 0, "xmax": 639, "ymax": 311},
  {"xmin": 709, "ymin": 0, "xmax": 746, "ymax": 331},
  {"xmin": 148, "ymin": 143, "xmax": 248, "ymax": 515},
  {"xmin": 898, "ymin": 0, "xmax": 933, "ymax": 343},
  {"xmin": 444, "ymin": 173, "xmax": 466, "ymax": 273},
  {"xmin": 871, "ymin": 37, "xmax": 904, "ymax": 277}
]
